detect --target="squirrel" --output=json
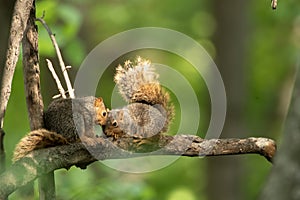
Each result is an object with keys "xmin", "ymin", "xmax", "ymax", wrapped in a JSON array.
[
  {"xmin": 13, "ymin": 96, "xmax": 108, "ymax": 161},
  {"xmin": 103, "ymin": 57, "xmax": 174, "ymax": 139},
  {"xmin": 13, "ymin": 57, "xmax": 174, "ymax": 160}
]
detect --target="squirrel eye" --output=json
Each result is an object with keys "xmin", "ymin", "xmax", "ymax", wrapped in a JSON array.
[
  {"xmin": 112, "ymin": 120, "xmax": 118, "ymax": 127},
  {"xmin": 102, "ymin": 111, "xmax": 107, "ymax": 117}
]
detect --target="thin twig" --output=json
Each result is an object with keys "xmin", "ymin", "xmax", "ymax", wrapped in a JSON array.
[
  {"xmin": 36, "ymin": 17, "xmax": 75, "ymax": 98},
  {"xmin": 46, "ymin": 59, "xmax": 66, "ymax": 99}
]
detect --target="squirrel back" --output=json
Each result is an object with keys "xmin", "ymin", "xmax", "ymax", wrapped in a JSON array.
[
  {"xmin": 44, "ymin": 96, "xmax": 107, "ymax": 142},
  {"xmin": 104, "ymin": 57, "xmax": 174, "ymax": 139}
]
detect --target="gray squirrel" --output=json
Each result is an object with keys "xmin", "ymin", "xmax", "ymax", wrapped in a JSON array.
[
  {"xmin": 103, "ymin": 57, "xmax": 174, "ymax": 139},
  {"xmin": 13, "ymin": 97, "xmax": 108, "ymax": 161}
]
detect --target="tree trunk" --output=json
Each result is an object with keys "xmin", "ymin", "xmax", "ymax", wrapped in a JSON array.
[
  {"xmin": 259, "ymin": 67, "xmax": 299, "ymax": 199},
  {"xmin": 0, "ymin": 0, "xmax": 15, "ymax": 80},
  {"xmin": 207, "ymin": 0, "xmax": 249, "ymax": 199}
]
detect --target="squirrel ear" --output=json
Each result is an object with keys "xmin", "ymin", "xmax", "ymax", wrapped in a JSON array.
[{"xmin": 94, "ymin": 97, "xmax": 103, "ymax": 105}]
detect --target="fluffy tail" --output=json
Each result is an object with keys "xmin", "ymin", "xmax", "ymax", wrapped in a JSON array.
[
  {"xmin": 114, "ymin": 57, "xmax": 174, "ymax": 130},
  {"xmin": 13, "ymin": 129, "xmax": 68, "ymax": 162},
  {"xmin": 114, "ymin": 57, "xmax": 158, "ymax": 102}
]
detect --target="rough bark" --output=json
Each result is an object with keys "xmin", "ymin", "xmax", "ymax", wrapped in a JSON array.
[
  {"xmin": 0, "ymin": 1, "xmax": 34, "ymax": 199},
  {"xmin": 0, "ymin": 0, "xmax": 15, "ymax": 83},
  {"xmin": 0, "ymin": 0, "xmax": 33, "ymax": 128},
  {"xmin": 22, "ymin": 1, "xmax": 44, "ymax": 130},
  {"xmin": 0, "ymin": 135, "xmax": 275, "ymax": 198},
  {"xmin": 22, "ymin": 1, "xmax": 54, "ymax": 199},
  {"xmin": 0, "ymin": 0, "xmax": 33, "ymax": 174}
]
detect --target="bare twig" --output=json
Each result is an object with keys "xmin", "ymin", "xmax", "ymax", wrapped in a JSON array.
[
  {"xmin": 46, "ymin": 59, "xmax": 66, "ymax": 99},
  {"xmin": 0, "ymin": 135, "xmax": 276, "ymax": 198},
  {"xmin": 36, "ymin": 17, "xmax": 75, "ymax": 98},
  {"xmin": 271, "ymin": 0, "xmax": 277, "ymax": 9}
]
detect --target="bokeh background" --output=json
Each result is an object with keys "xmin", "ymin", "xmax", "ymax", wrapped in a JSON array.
[{"xmin": 1, "ymin": 0, "xmax": 300, "ymax": 199}]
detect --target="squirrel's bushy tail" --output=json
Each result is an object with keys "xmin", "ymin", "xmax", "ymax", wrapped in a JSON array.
[
  {"xmin": 13, "ymin": 129, "xmax": 68, "ymax": 162},
  {"xmin": 114, "ymin": 57, "xmax": 159, "ymax": 103},
  {"xmin": 114, "ymin": 57, "xmax": 174, "ymax": 131}
]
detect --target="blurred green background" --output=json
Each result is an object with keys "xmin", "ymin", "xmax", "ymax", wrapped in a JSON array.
[{"xmin": 1, "ymin": 0, "xmax": 300, "ymax": 199}]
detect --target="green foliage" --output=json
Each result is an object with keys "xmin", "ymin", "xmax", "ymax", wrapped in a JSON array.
[{"xmin": 36, "ymin": 0, "xmax": 84, "ymax": 67}]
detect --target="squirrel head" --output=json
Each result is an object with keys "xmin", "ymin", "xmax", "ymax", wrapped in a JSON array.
[
  {"xmin": 102, "ymin": 109, "xmax": 125, "ymax": 139},
  {"xmin": 94, "ymin": 97, "xmax": 109, "ymax": 125}
]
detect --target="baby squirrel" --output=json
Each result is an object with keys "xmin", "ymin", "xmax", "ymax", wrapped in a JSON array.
[
  {"xmin": 13, "ymin": 96, "xmax": 108, "ymax": 161},
  {"xmin": 103, "ymin": 57, "xmax": 174, "ymax": 139}
]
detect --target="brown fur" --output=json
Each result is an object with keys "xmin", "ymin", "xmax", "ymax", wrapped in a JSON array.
[{"xmin": 13, "ymin": 129, "xmax": 68, "ymax": 162}]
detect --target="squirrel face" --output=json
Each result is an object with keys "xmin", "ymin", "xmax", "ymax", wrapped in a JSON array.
[
  {"xmin": 94, "ymin": 97, "xmax": 108, "ymax": 125},
  {"xmin": 102, "ymin": 109, "xmax": 125, "ymax": 139}
]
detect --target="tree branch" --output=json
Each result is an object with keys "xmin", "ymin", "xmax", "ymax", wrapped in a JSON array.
[
  {"xmin": 0, "ymin": 0, "xmax": 34, "ymax": 128},
  {"xmin": 0, "ymin": 135, "xmax": 276, "ymax": 198},
  {"xmin": 22, "ymin": 2, "xmax": 54, "ymax": 199},
  {"xmin": 36, "ymin": 17, "xmax": 75, "ymax": 98},
  {"xmin": 22, "ymin": 1, "xmax": 44, "ymax": 130},
  {"xmin": 46, "ymin": 59, "xmax": 66, "ymax": 99},
  {"xmin": 0, "ymin": 0, "xmax": 34, "ymax": 181}
]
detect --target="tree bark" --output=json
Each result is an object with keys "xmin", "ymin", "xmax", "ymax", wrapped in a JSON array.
[
  {"xmin": 0, "ymin": 0, "xmax": 34, "ymax": 199},
  {"xmin": 0, "ymin": 0, "xmax": 15, "ymax": 82},
  {"xmin": 0, "ymin": 0, "xmax": 33, "ymax": 128},
  {"xmin": 0, "ymin": 0, "xmax": 33, "ymax": 174},
  {"xmin": 21, "ymin": 1, "xmax": 55, "ymax": 199},
  {"xmin": 0, "ymin": 135, "xmax": 275, "ymax": 199},
  {"xmin": 22, "ymin": 1, "xmax": 44, "ymax": 130}
]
